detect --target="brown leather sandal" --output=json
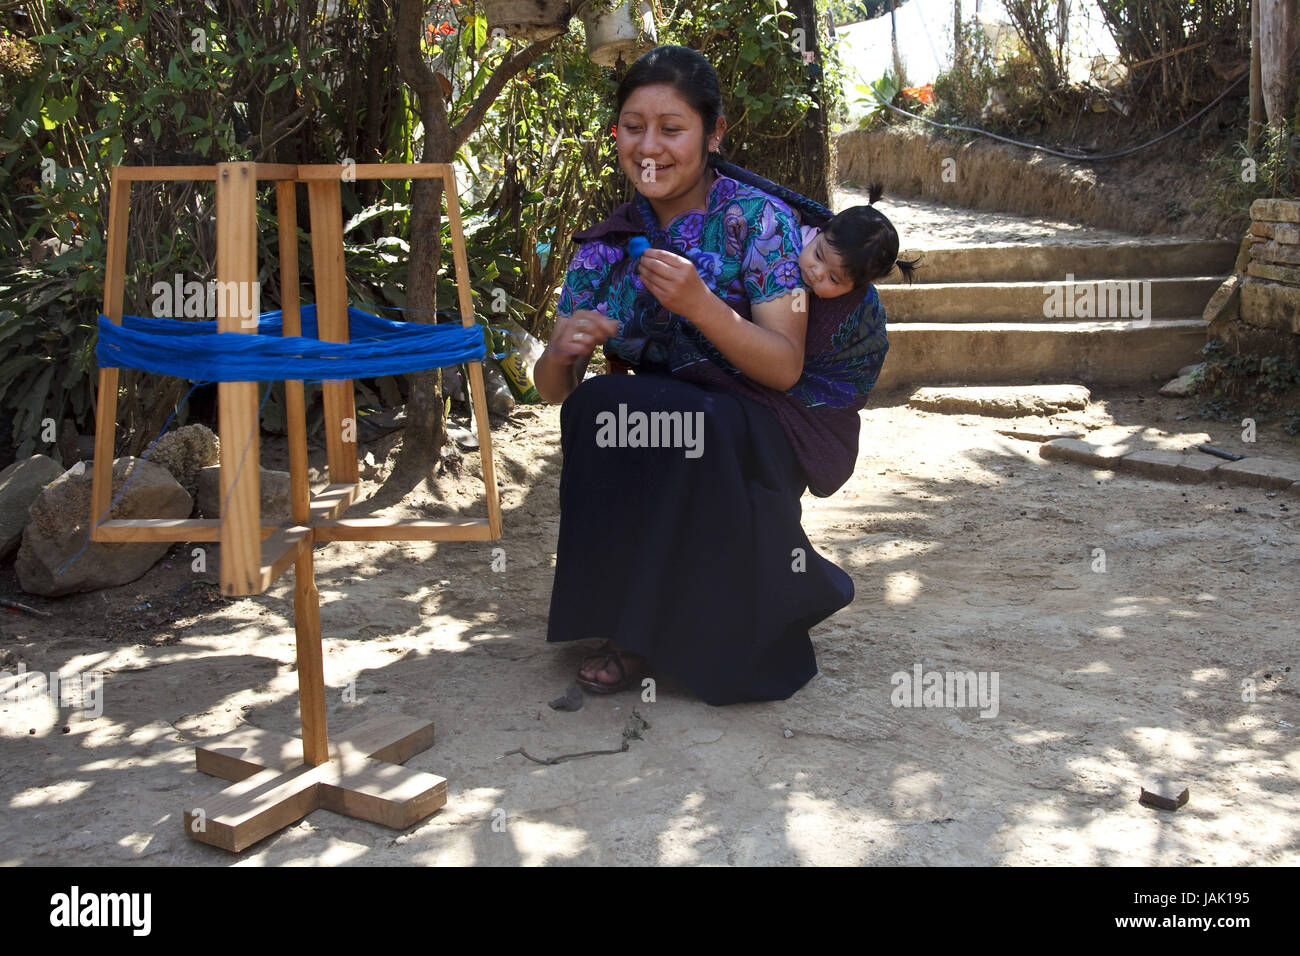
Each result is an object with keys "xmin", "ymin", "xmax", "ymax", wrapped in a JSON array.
[{"xmin": 576, "ymin": 646, "xmax": 644, "ymax": 695}]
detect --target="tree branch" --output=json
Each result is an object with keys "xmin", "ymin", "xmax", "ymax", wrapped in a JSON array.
[{"xmin": 451, "ymin": 36, "xmax": 559, "ymax": 152}]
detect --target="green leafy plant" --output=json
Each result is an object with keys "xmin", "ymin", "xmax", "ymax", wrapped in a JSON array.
[
  {"xmin": 852, "ymin": 71, "xmax": 899, "ymax": 128},
  {"xmin": 1196, "ymin": 339, "xmax": 1300, "ymax": 429}
]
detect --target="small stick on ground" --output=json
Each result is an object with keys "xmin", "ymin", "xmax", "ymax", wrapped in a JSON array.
[
  {"xmin": 505, "ymin": 741, "xmax": 631, "ymax": 766},
  {"xmin": 1, "ymin": 598, "xmax": 52, "ymax": 618}
]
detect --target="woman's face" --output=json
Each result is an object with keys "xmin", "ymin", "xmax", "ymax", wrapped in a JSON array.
[{"xmin": 617, "ymin": 83, "xmax": 722, "ymax": 210}]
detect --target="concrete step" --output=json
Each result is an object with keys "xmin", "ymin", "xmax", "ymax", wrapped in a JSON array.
[
  {"xmin": 877, "ymin": 240, "xmax": 1237, "ymax": 284},
  {"xmin": 874, "ymin": 318, "xmax": 1207, "ymax": 390},
  {"xmin": 877, "ymin": 276, "xmax": 1224, "ymax": 322}
]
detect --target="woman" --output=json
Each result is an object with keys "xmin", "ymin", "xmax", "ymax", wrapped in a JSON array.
[{"xmin": 533, "ymin": 45, "xmax": 855, "ymax": 706}]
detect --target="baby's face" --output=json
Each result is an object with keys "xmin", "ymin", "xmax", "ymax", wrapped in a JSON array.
[{"xmin": 798, "ymin": 231, "xmax": 857, "ymax": 299}]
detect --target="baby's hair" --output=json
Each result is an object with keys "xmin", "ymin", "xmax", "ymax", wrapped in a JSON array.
[{"xmin": 822, "ymin": 184, "xmax": 919, "ymax": 287}]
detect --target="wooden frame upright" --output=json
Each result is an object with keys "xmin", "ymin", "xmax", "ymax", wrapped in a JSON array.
[{"xmin": 90, "ymin": 163, "xmax": 503, "ymax": 851}]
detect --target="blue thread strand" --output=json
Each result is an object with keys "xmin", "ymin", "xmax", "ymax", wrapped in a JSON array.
[{"xmin": 98, "ymin": 304, "xmax": 486, "ymax": 383}]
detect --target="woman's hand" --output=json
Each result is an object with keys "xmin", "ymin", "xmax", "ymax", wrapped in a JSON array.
[
  {"xmin": 548, "ymin": 309, "xmax": 620, "ymax": 363},
  {"xmin": 534, "ymin": 309, "xmax": 621, "ymax": 403},
  {"xmin": 637, "ymin": 249, "xmax": 714, "ymax": 320}
]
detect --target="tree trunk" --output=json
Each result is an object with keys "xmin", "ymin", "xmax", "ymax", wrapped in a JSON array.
[
  {"xmin": 388, "ymin": 0, "xmax": 556, "ymax": 489},
  {"xmin": 391, "ymin": 0, "xmax": 451, "ymax": 486},
  {"xmin": 1260, "ymin": 0, "xmax": 1299, "ymax": 133},
  {"xmin": 790, "ymin": 0, "xmax": 831, "ymax": 206},
  {"xmin": 1250, "ymin": 0, "xmax": 1264, "ymax": 149}
]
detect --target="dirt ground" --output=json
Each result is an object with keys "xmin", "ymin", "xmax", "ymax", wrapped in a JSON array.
[
  {"xmin": 1, "ymin": 382, "xmax": 1297, "ymax": 866},
  {"xmin": 2, "ymin": 203, "xmax": 1296, "ymax": 866}
]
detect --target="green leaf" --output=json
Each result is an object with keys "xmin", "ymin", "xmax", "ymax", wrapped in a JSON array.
[
  {"xmin": 267, "ymin": 73, "xmax": 291, "ymax": 93},
  {"xmin": 42, "ymin": 95, "xmax": 78, "ymax": 128}
]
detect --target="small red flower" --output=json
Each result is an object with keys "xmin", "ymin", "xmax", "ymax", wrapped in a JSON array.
[
  {"xmin": 425, "ymin": 23, "xmax": 435, "ymax": 42},
  {"xmin": 610, "ymin": 124, "xmax": 618, "ymax": 138},
  {"xmin": 438, "ymin": 20, "xmax": 455, "ymax": 35}
]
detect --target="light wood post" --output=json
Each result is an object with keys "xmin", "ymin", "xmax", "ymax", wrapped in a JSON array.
[
  {"xmin": 90, "ymin": 169, "xmax": 131, "ymax": 534},
  {"xmin": 277, "ymin": 180, "xmax": 329, "ymax": 766},
  {"xmin": 307, "ymin": 179, "xmax": 359, "ymax": 487},
  {"xmin": 443, "ymin": 170, "xmax": 502, "ymax": 537},
  {"xmin": 215, "ymin": 162, "xmax": 262, "ymax": 596}
]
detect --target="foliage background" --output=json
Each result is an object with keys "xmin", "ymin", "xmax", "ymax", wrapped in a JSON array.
[{"xmin": 0, "ymin": 0, "xmax": 837, "ymax": 467}]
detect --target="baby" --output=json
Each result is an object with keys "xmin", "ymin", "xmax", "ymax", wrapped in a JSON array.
[{"xmin": 796, "ymin": 183, "xmax": 916, "ymax": 299}]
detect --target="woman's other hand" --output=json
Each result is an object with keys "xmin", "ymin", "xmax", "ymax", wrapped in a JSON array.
[
  {"xmin": 550, "ymin": 309, "xmax": 620, "ymax": 361},
  {"xmin": 534, "ymin": 309, "xmax": 621, "ymax": 403},
  {"xmin": 637, "ymin": 249, "xmax": 714, "ymax": 319}
]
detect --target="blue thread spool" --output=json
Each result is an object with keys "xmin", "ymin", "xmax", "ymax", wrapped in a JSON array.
[{"xmin": 628, "ymin": 236, "xmax": 649, "ymax": 261}]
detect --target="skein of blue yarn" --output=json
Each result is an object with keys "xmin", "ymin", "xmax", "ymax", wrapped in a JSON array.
[{"xmin": 628, "ymin": 236, "xmax": 650, "ymax": 260}]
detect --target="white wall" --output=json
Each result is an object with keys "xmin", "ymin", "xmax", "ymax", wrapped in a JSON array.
[{"xmin": 835, "ymin": 0, "xmax": 1122, "ymax": 122}]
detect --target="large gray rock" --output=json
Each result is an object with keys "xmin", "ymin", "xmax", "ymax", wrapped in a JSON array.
[
  {"xmin": 0, "ymin": 455, "xmax": 66, "ymax": 560},
  {"xmin": 196, "ymin": 465, "xmax": 291, "ymax": 522},
  {"xmin": 149, "ymin": 424, "xmax": 219, "ymax": 498},
  {"xmin": 16, "ymin": 457, "xmax": 192, "ymax": 597}
]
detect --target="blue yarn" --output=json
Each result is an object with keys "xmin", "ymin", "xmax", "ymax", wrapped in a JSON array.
[
  {"xmin": 97, "ymin": 304, "xmax": 486, "ymax": 383},
  {"xmin": 628, "ymin": 236, "xmax": 650, "ymax": 260}
]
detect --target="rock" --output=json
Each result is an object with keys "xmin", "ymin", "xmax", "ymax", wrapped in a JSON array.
[
  {"xmin": 1039, "ymin": 437, "xmax": 1132, "ymax": 469},
  {"xmin": 908, "ymin": 385, "xmax": 1091, "ymax": 417},
  {"xmin": 0, "ymin": 455, "xmax": 66, "ymax": 560},
  {"xmin": 1246, "ymin": 261, "xmax": 1300, "ymax": 285},
  {"xmin": 16, "ymin": 457, "xmax": 192, "ymax": 597},
  {"xmin": 1216, "ymin": 457, "xmax": 1300, "ymax": 490},
  {"xmin": 149, "ymin": 424, "xmax": 219, "ymax": 498},
  {"xmin": 483, "ymin": 361, "xmax": 515, "ymax": 418},
  {"xmin": 1249, "ymin": 198, "xmax": 1300, "ymax": 224},
  {"xmin": 1250, "ymin": 239, "xmax": 1300, "ymax": 266},
  {"xmin": 1201, "ymin": 275, "xmax": 1240, "ymax": 339},
  {"xmin": 1250, "ymin": 221, "xmax": 1300, "ymax": 244},
  {"xmin": 1120, "ymin": 449, "xmax": 1221, "ymax": 483},
  {"xmin": 1158, "ymin": 364, "xmax": 1205, "ymax": 397},
  {"xmin": 359, "ymin": 451, "xmax": 381, "ymax": 481},
  {"xmin": 446, "ymin": 425, "xmax": 479, "ymax": 451},
  {"xmin": 1233, "ymin": 234, "xmax": 1253, "ymax": 273},
  {"xmin": 548, "ymin": 683, "xmax": 584, "ymax": 712},
  {"xmin": 1240, "ymin": 279, "xmax": 1300, "ymax": 334},
  {"xmin": 196, "ymin": 465, "xmax": 291, "ymax": 522},
  {"xmin": 994, "ymin": 428, "xmax": 1085, "ymax": 442}
]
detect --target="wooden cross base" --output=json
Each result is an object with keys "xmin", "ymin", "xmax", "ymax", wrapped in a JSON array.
[{"xmin": 184, "ymin": 714, "xmax": 446, "ymax": 853}]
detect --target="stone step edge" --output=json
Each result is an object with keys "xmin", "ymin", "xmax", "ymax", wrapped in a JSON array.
[
  {"xmin": 878, "ymin": 276, "xmax": 1229, "ymax": 291},
  {"xmin": 1038, "ymin": 439, "xmax": 1300, "ymax": 494},
  {"xmin": 886, "ymin": 319, "xmax": 1206, "ymax": 330}
]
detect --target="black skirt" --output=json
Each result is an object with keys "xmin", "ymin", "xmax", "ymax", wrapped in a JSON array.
[{"xmin": 546, "ymin": 372, "xmax": 854, "ymax": 705}]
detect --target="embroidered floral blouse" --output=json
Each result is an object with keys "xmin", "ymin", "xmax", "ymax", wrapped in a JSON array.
[{"xmin": 555, "ymin": 171, "xmax": 804, "ymax": 373}]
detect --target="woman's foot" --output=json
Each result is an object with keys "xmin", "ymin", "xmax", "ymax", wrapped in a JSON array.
[{"xmin": 576, "ymin": 642, "xmax": 645, "ymax": 694}]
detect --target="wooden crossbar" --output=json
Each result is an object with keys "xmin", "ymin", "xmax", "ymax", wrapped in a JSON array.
[{"xmin": 112, "ymin": 163, "xmax": 455, "ymax": 182}]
